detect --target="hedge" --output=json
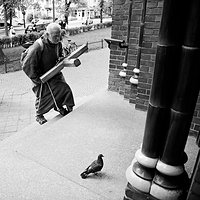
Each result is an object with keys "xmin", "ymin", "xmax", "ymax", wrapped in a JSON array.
[{"xmin": 0, "ymin": 21, "xmax": 112, "ymax": 49}]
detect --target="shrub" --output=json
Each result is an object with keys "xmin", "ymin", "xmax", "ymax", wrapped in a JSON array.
[
  {"xmin": 0, "ymin": 37, "xmax": 4, "ymax": 47},
  {"xmin": 0, "ymin": 21, "xmax": 112, "ymax": 49},
  {"xmin": 0, "ymin": 36, "xmax": 11, "ymax": 47}
]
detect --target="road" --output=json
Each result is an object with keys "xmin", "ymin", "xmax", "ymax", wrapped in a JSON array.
[{"xmin": 0, "ymin": 18, "xmax": 112, "ymax": 37}]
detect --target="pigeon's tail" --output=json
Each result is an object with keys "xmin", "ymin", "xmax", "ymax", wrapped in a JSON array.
[{"xmin": 80, "ymin": 172, "xmax": 87, "ymax": 179}]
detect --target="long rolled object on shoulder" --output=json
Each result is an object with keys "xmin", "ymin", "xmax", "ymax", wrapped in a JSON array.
[
  {"xmin": 67, "ymin": 43, "xmax": 88, "ymax": 59},
  {"xmin": 40, "ymin": 43, "xmax": 87, "ymax": 83},
  {"xmin": 40, "ymin": 58, "xmax": 81, "ymax": 83}
]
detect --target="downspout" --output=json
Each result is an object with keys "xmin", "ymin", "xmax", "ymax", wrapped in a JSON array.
[
  {"xmin": 136, "ymin": 0, "xmax": 147, "ymax": 69},
  {"xmin": 125, "ymin": 0, "xmax": 147, "ymax": 64},
  {"xmin": 125, "ymin": 0, "xmax": 133, "ymax": 63},
  {"xmin": 129, "ymin": 0, "xmax": 147, "ymax": 85}
]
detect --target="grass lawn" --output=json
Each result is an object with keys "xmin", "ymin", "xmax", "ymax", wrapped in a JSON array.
[{"xmin": 0, "ymin": 27, "xmax": 111, "ymax": 74}]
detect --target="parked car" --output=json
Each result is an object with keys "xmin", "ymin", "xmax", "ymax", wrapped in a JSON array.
[
  {"xmin": 0, "ymin": 20, "xmax": 10, "ymax": 28},
  {"xmin": 31, "ymin": 19, "xmax": 39, "ymax": 24},
  {"xmin": 82, "ymin": 18, "xmax": 93, "ymax": 25},
  {"xmin": 25, "ymin": 23, "xmax": 48, "ymax": 34},
  {"xmin": 31, "ymin": 19, "xmax": 47, "ymax": 25},
  {"xmin": 0, "ymin": 18, "xmax": 23, "ymax": 29}
]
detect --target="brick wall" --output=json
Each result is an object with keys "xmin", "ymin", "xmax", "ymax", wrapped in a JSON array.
[
  {"xmin": 135, "ymin": 0, "xmax": 162, "ymax": 110},
  {"xmin": 191, "ymin": 95, "xmax": 200, "ymax": 137},
  {"xmin": 108, "ymin": 0, "xmax": 163, "ymax": 110},
  {"xmin": 108, "ymin": 0, "xmax": 200, "ymax": 136},
  {"xmin": 109, "ymin": 1, "xmax": 200, "ymax": 199},
  {"xmin": 186, "ymin": 150, "xmax": 200, "ymax": 200},
  {"xmin": 108, "ymin": 0, "xmax": 129, "ymax": 93}
]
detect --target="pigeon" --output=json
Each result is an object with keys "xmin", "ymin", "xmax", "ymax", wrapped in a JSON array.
[{"xmin": 80, "ymin": 154, "xmax": 104, "ymax": 179}]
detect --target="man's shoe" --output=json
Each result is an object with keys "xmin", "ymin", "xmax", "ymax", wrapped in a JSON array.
[
  {"xmin": 54, "ymin": 106, "xmax": 73, "ymax": 116},
  {"xmin": 67, "ymin": 106, "xmax": 73, "ymax": 112},
  {"xmin": 59, "ymin": 107, "xmax": 69, "ymax": 116},
  {"xmin": 36, "ymin": 115, "xmax": 47, "ymax": 125}
]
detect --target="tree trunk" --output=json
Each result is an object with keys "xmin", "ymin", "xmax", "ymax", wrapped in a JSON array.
[
  {"xmin": 52, "ymin": 0, "xmax": 55, "ymax": 21},
  {"xmin": 23, "ymin": 13, "xmax": 26, "ymax": 28},
  {"xmin": 64, "ymin": 0, "xmax": 71, "ymax": 26},
  {"xmin": 9, "ymin": 9, "xmax": 12, "ymax": 27},
  {"xmin": 100, "ymin": 8, "xmax": 103, "ymax": 23},
  {"xmin": 21, "ymin": 5, "xmax": 26, "ymax": 28},
  {"xmin": 3, "ymin": 3, "xmax": 8, "ymax": 36}
]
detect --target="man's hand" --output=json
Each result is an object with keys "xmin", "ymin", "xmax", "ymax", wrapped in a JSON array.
[{"xmin": 57, "ymin": 57, "xmax": 65, "ymax": 64}]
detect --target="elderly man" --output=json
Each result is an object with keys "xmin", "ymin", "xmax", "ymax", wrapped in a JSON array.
[{"xmin": 23, "ymin": 22, "xmax": 75, "ymax": 125}]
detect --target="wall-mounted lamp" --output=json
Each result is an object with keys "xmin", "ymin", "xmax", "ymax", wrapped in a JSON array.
[
  {"xmin": 130, "ymin": 68, "xmax": 140, "ymax": 85},
  {"xmin": 119, "ymin": 63, "xmax": 128, "ymax": 77},
  {"xmin": 104, "ymin": 38, "xmax": 128, "ymax": 49}
]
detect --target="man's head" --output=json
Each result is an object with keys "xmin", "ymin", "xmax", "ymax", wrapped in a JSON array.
[{"xmin": 46, "ymin": 23, "xmax": 61, "ymax": 44}]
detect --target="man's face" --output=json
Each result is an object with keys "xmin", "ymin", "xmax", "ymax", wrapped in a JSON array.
[{"xmin": 48, "ymin": 29, "xmax": 61, "ymax": 44}]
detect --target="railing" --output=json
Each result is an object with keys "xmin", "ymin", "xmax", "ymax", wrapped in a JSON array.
[{"xmin": 0, "ymin": 39, "xmax": 108, "ymax": 74}]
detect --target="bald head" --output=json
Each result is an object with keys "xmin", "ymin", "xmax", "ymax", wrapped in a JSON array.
[
  {"xmin": 46, "ymin": 22, "xmax": 61, "ymax": 44},
  {"xmin": 46, "ymin": 22, "xmax": 61, "ymax": 33}
]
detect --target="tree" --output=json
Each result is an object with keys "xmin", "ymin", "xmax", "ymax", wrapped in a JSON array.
[
  {"xmin": 104, "ymin": 0, "xmax": 112, "ymax": 16},
  {"xmin": 18, "ymin": 0, "xmax": 35, "ymax": 27},
  {"xmin": 20, "ymin": 4, "xmax": 26, "ymax": 28},
  {"xmin": 63, "ymin": 0, "xmax": 87, "ymax": 26},
  {"xmin": 0, "ymin": 0, "xmax": 30, "ymax": 35},
  {"xmin": 64, "ymin": 0, "xmax": 71, "ymax": 26},
  {"xmin": 0, "ymin": 0, "xmax": 10, "ymax": 36},
  {"xmin": 56, "ymin": 0, "xmax": 87, "ymax": 28},
  {"xmin": 99, "ymin": 0, "xmax": 105, "ymax": 23}
]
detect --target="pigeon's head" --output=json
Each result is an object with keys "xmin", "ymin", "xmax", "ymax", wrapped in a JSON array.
[{"xmin": 98, "ymin": 154, "xmax": 104, "ymax": 158}]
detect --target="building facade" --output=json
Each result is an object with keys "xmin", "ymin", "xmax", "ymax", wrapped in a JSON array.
[
  {"xmin": 108, "ymin": 0, "xmax": 200, "ymax": 137},
  {"xmin": 107, "ymin": 0, "xmax": 200, "ymax": 199}
]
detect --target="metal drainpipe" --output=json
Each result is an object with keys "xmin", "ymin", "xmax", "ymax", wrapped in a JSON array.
[
  {"xmin": 125, "ymin": 0, "xmax": 133, "ymax": 63},
  {"xmin": 136, "ymin": 0, "xmax": 147, "ymax": 69}
]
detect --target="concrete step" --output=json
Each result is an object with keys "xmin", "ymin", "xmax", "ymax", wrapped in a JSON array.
[
  {"xmin": 0, "ymin": 90, "xmax": 197, "ymax": 200},
  {"xmin": 0, "ymin": 90, "xmax": 145, "ymax": 200},
  {"xmin": 1, "ymin": 91, "xmax": 98, "ymax": 148}
]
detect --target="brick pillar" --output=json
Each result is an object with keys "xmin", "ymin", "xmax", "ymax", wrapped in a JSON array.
[{"xmin": 108, "ymin": 0, "xmax": 130, "ymax": 93}]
